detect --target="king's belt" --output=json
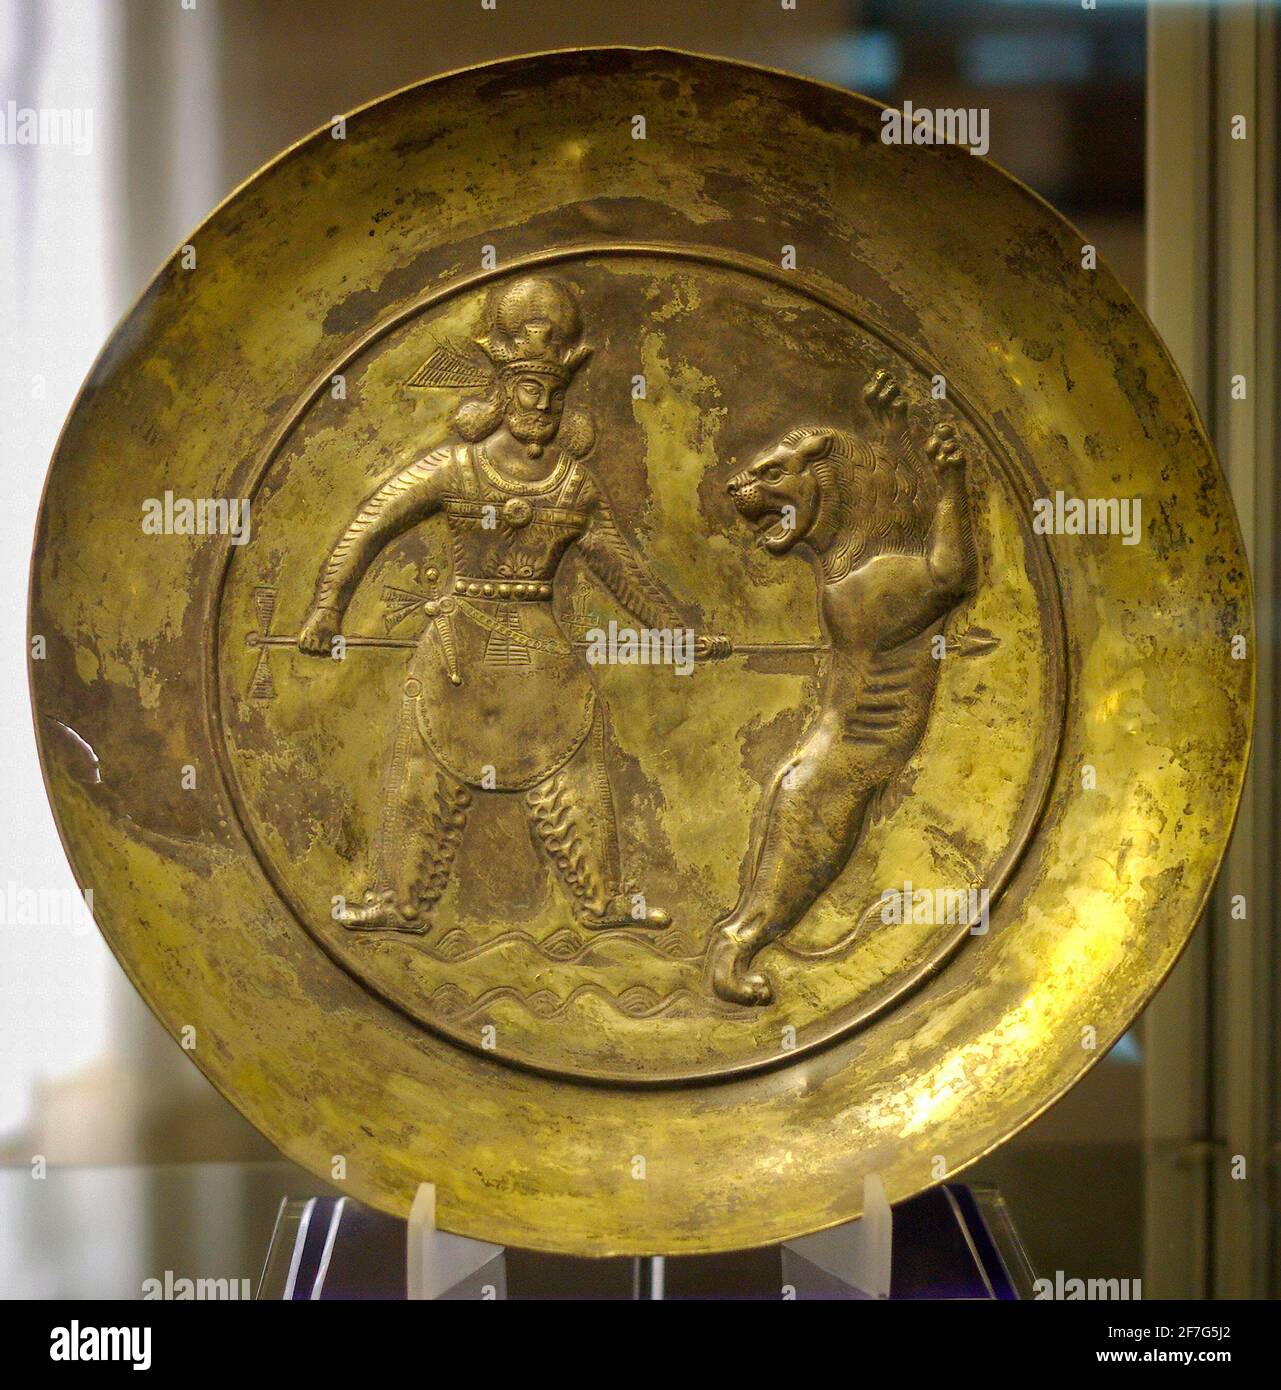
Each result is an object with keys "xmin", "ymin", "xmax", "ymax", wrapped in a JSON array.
[
  {"xmin": 451, "ymin": 576, "xmax": 553, "ymax": 602},
  {"xmin": 444, "ymin": 500, "xmax": 587, "ymax": 525}
]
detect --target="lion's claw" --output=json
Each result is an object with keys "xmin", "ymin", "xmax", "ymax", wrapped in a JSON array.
[
  {"xmin": 863, "ymin": 367, "xmax": 907, "ymax": 427},
  {"xmin": 926, "ymin": 420, "xmax": 966, "ymax": 473}
]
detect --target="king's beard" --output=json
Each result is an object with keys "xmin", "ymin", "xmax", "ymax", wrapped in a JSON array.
[{"xmin": 506, "ymin": 410, "xmax": 561, "ymax": 458}]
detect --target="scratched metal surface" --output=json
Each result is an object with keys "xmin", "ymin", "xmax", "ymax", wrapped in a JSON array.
[{"xmin": 28, "ymin": 49, "xmax": 1251, "ymax": 1254}]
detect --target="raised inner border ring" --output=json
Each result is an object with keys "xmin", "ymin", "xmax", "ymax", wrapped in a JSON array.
[{"xmin": 206, "ymin": 240, "xmax": 1071, "ymax": 1088}]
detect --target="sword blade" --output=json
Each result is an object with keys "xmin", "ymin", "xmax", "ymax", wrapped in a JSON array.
[
  {"xmin": 251, "ymin": 635, "xmax": 827, "ymax": 655},
  {"xmin": 729, "ymin": 642, "xmax": 827, "ymax": 654},
  {"xmin": 252, "ymin": 635, "xmax": 418, "ymax": 649}
]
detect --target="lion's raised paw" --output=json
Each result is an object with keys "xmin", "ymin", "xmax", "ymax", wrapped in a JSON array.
[
  {"xmin": 926, "ymin": 419, "xmax": 966, "ymax": 474},
  {"xmin": 863, "ymin": 367, "xmax": 908, "ymax": 427}
]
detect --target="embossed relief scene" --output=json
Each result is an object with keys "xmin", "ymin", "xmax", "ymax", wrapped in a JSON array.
[{"xmin": 216, "ymin": 256, "xmax": 1063, "ymax": 1083}]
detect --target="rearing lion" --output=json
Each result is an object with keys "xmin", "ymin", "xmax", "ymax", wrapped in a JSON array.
[{"xmin": 706, "ymin": 370, "xmax": 977, "ymax": 1005}]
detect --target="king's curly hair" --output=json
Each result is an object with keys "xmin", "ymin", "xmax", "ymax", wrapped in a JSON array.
[{"xmin": 450, "ymin": 388, "xmax": 596, "ymax": 460}]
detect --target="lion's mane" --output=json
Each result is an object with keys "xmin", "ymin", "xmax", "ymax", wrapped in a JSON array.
[{"xmin": 780, "ymin": 426, "xmax": 935, "ymax": 583}]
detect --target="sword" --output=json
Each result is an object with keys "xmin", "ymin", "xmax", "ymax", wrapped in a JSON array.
[
  {"xmin": 249, "ymin": 634, "xmax": 418, "ymax": 649},
  {"xmin": 245, "ymin": 585, "xmax": 829, "ymax": 701}
]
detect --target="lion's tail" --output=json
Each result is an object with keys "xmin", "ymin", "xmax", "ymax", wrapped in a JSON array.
[{"xmin": 776, "ymin": 827, "xmax": 984, "ymax": 961}]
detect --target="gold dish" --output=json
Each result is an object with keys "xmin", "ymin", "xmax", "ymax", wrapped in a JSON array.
[{"xmin": 29, "ymin": 48, "xmax": 1252, "ymax": 1254}]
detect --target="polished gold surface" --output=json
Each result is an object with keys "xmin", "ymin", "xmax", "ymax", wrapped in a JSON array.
[{"xmin": 29, "ymin": 49, "xmax": 1252, "ymax": 1253}]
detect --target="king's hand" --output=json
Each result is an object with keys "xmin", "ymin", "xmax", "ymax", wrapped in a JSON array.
[
  {"xmin": 299, "ymin": 603, "xmax": 342, "ymax": 656},
  {"xmin": 695, "ymin": 634, "xmax": 732, "ymax": 661}
]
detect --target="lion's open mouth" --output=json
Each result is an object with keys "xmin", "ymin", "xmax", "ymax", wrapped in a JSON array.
[{"xmin": 751, "ymin": 509, "xmax": 793, "ymax": 549}]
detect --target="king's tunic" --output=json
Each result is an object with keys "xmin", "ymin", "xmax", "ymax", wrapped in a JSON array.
[{"xmin": 314, "ymin": 440, "xmax": 681, "ymax": 790}]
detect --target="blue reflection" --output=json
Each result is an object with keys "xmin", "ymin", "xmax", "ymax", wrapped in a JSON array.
[
  {"xmin": 807, "ymin": 31, "xmax": 901, "ymax": 95},
  {"xmin": 962, "ymin": 30, "xmax": 1093, "ymax": 86}
]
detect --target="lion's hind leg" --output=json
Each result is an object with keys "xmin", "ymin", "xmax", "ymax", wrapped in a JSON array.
[{"xmin": 707, "ymin": 733, "xmax": 876, "ymax": 1005}]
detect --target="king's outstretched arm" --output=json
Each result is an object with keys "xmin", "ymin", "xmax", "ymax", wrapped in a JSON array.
[
  {"xmin": 575, "ymin": 476, "xmax": 686, "ymax": 632},
  {"xmin": 300, "ymin": 449, "xmax": 453, "ymax": 654}
]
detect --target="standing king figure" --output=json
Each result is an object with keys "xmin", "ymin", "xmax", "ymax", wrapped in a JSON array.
[{"xmin": 299, "ymin": 276, "xmax": 716, "ymax": 934}]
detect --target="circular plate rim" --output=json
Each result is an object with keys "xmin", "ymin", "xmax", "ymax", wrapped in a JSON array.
[{"xmin": 28, "ymin": 45, "xmax": 1255, "ymax": 1254}]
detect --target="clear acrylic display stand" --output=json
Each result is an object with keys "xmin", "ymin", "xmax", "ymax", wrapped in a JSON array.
[
  {"xmin": 402, "ymin": 1186, "xmax": 665, "ymax": 1300},
  {"xmin": 781, "ymin": 1173, "xmax": 893, "ymax": 1300},
  {"xmin": 261, "ymin": 1173, "xmax": 1028, "ymax": 1298},
  {"xmin": 405, "ymin": 1176, "xmax": 890, "ymax": 1300},
  {"xmin": 406, "ymin": 1183, "xmax": 507, "ymax": 1300}
]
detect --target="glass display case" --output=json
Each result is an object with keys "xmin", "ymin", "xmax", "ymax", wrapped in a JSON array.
[{"xmin": 1, "ymin": 0, "xmax": 1276, "ymax": 1312}]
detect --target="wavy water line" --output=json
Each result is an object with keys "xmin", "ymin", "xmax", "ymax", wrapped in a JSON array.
[
  {"xmin": 431, "ymin": 981, "xmax": 746, "ymax": 1023},
  {"xmin": 365, "ymin": 924, "xmax": 703, "ymax": 965}
]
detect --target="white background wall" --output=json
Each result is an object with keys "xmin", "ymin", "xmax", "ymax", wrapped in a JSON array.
[{"xmin": 0, "ymin": 0, "xmax": 116, "ymax": 1142}]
